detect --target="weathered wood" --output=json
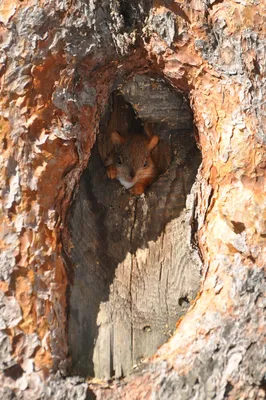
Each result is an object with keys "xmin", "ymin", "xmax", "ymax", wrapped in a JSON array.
[
  {"xmin": 68, "ymin": 88, "xmax": 201, "ymax": 379},
  {"xmin": 0, "ymin": 0, "xmax": 265, "ymax": 398},
  {"xmin": 120, "ymin": 74, "xmax": 193, "ymax": 129}
]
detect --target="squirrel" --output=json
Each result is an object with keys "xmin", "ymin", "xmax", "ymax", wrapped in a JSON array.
[{"xmin": 105, "ymin": 131, "xmax": 160, "ymax": 195}]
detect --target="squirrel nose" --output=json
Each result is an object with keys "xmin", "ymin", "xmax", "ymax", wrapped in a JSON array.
[{"xmin": 129, "ymin": 170, "xmax": 135, "ymax": 179}]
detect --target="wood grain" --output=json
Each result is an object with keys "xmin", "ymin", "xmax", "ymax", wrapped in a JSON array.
[{"xmin": 68, "ymin": 90, "xmax": 201, "ymax": 379}]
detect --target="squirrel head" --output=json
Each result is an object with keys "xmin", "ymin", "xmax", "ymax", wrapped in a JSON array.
[{"xmin": 111, "ymin": 131, "xmax": 159, "ymax": 189}]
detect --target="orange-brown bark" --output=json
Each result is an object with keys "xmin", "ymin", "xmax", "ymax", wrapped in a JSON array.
[{"xmin": 0, "ymin": 0, "xmax": 265, "ymax": 398}]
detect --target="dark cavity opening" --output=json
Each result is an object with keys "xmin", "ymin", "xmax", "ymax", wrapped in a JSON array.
[{"xmin": 66, "ymin": 74, "xmax": 202, "ymax": 380}]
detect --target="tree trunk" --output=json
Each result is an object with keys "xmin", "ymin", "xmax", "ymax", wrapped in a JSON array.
[{"xmin": 0, "ymin": 1, "xmax": 265, "ymax": 399}]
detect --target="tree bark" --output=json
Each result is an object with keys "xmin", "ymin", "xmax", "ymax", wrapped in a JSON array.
[{"xmin": 0, "ymin": 0, "xmax": 265, "ymax": 399}]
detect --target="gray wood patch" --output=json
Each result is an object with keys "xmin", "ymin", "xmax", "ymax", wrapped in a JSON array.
[
  {"xmin": 67, "ymin": 83, "xmax": 201, "ymax": 380},
  {"xmin": 68, "ymin": 138, "xmax": 201, "ymax": 379}
]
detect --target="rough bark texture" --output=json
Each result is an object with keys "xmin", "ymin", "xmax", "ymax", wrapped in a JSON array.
[{"xmin": 0, "ymin": 0, "xmax": 265, "ymax": 399}]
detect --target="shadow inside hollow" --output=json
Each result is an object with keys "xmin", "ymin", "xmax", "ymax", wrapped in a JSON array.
[{"xmin": 66, "ymin": 89, "xmax": 201, "ymax": 379}]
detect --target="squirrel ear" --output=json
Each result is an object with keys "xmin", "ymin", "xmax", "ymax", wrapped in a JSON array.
[
  {"xmin": 111, "ymin": 131, "xmax": 125, "ymax": 146},
  {"xmin": 148, "ymin": 135, "xmax": 159, "ymax": 151}
]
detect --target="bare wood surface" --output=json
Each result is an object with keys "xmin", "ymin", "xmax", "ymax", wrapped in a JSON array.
[
  {"xmin": 68, "ymin": 89, "xmax": 201, "ymax": 379},
  {"xmin": 0, "ymin": 0, "xmax": 265, "ymax": 398}
]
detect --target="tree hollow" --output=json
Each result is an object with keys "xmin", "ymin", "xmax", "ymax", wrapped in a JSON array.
[{"xmin": 67, "ymin": 75, "xmax": 202, "ymax": 379}]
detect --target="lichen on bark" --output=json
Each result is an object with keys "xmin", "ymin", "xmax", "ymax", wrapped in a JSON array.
[{"xmin": 0, "ymin": 0, "xmax": 265, "ymax": 399}]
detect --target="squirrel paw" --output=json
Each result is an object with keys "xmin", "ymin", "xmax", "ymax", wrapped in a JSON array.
[
  {"xmin": 130, "ymin": 184, "xmax": 145, "ymax": 195},
  {"xmin": 107, "ymin": 166, "xmax": 117, "ymax": 179}
]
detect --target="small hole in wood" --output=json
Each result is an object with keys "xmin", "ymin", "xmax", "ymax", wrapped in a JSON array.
[
  {"xmin": 143, "ymin": 325, "xmax": 152, "ymax": 332},
  {"xmin": 178, "ymin": 296, "xmax": 190, "ymax": 307}
]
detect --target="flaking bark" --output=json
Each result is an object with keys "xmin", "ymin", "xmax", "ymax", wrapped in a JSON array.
[{"xmin": 0, "ymin": 0, "xmax": 265, "ymax": 399}]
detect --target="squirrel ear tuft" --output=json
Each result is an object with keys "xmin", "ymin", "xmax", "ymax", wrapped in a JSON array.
[
  {"xmin": 111, "ymin": 131, "xmax": 125, "ymax": 146},
  {"xmin": 148, "ymin": 135, "xmax": 159, "ymax": 151}
]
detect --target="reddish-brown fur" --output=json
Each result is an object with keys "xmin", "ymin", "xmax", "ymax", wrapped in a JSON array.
[{"xmin": 106, "ymin": 131, "xmax": 160, "ymax": 195}]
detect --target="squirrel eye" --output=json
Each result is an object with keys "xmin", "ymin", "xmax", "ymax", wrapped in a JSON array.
[
  {"xmin": 143, "ymin": 161, "xmax": 148, "ymax": 168},
  {"xmin": 117, "ymin": 157, "xmax": 122, "ymax": 165}
]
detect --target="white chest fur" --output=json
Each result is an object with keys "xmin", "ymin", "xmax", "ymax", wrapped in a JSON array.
[{"xmin": 117, "ymin": 177, "xmax": 135, "ymax": 189}]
